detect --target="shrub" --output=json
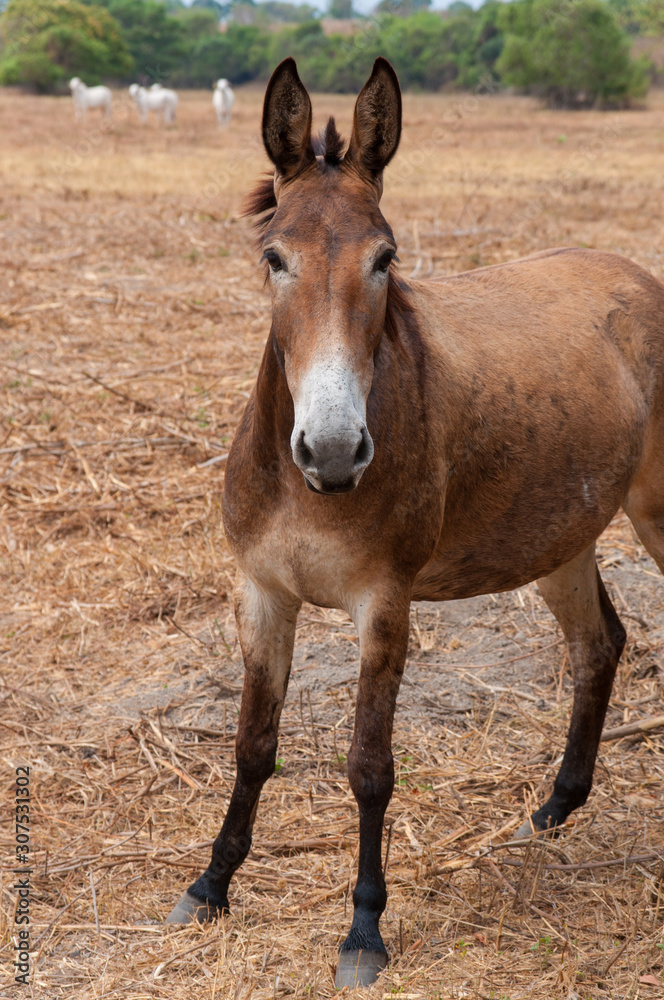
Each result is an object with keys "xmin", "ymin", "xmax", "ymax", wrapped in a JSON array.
[
  {"xmin": 0, "ymin": 0, "xmax": 133, "ymax": 90},
  {"xmin": 81, "ymin": 0, "xmax": 187, "ymax": 81},
  {"xmin": 497, "ymin": 0, "xmax": 649, "ymax": 107},
  {"xmin": 174, "ymin": 24, "xmax": 268, "ymax": 87}
]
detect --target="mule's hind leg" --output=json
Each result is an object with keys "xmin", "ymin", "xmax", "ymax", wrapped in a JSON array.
[
  {"xmin": 167, "ymin": 575, "xmax": 301, "ymax": 922},
  {"xmin": 518, "ymin": 544, "xmax": 625, "ymax": 837}
]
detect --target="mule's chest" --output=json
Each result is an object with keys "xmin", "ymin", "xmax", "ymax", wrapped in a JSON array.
[{"xmin": 236, "ymin": 518, "xmax": 374, "ymax": 613}]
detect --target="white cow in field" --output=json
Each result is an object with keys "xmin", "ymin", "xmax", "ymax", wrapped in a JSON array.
[
  {"xmin": 69, "ymin": 77, "xmax": 112, "ymax": 123},
  {"xmin": 213, "ymin": 79, "xmax": 234, "ymax": 127},
  {"xmin": 129, "ymin": 83, "xmax": 178, "ymax": 125}
]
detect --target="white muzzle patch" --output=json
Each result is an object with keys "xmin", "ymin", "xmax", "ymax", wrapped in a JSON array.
[{"xmin": 290, "ymin": 360, "xmax": 374, "ymax": 494}]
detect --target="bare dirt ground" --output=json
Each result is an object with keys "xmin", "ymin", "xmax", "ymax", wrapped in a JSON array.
[{"xmin": 1, "ymin": 85, "xmax": 664, "ymax": 999}]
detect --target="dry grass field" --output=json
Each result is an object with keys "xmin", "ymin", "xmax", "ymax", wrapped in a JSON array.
[{"xmin": 1, "ymin": 84, "xmax": 664, "ymax": 999}]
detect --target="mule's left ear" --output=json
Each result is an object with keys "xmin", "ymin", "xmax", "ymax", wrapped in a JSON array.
[{"xmin": 346, "ymin": 58, "xmax": 401, "ymax": 182}]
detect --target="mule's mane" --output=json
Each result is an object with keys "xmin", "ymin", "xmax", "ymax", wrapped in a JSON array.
[
  {"xmin": 312, "ymin": 116, "xmax": 345, "ymax": 165},
  {"xmin": 385, "ymin": 271, "xmax": 414, "ymax": 355},
  {"xmin": 243, "ymin": 176, "xmax": 277, "ymax": 234}
]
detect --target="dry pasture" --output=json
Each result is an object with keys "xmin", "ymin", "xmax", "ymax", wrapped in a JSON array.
[{"xmin": 1, "ymin": 85, "xmax": 664, "ymax": 999}]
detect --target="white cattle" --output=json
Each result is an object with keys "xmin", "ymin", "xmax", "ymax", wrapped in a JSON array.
[
  {"xmin": 129, "ymin": 83, "xmax": 178, "ymax": 125},
  {"xmin": 69, "ymin": 77, "xmax": 112, "ymax": 123},
  {"xmin": 213, "ymin": 79, "xmax": 234, "ymax": 127}
]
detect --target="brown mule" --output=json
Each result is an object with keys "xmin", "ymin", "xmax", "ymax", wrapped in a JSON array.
[{"xmin": 167, "ymin": 58, "xmax": 664, "ymax": 987}]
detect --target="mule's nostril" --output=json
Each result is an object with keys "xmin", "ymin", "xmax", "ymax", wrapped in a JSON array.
[
  {"xmin": 353, "ymin": 428, "xmax": 373, "ymax": 470},
  {"xmin": 296, "ymin": 430, "xmax": 315, "ymax": 469}
]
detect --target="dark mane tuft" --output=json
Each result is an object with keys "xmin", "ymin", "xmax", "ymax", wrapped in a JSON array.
[
  {"xmin": 312, "ymin": 116, "xmax": 346, "ymax": 166},
  {"xmin": 243, "ymin": 175, "xmax": 277, "ymax": 235},
  {"xmin": 323, "ymin": 116, "xmax": 345, "ymax": 165}
]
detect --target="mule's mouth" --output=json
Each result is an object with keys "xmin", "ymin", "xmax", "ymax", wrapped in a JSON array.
[{"xmin": 304, "ymin": 474, "xmax": 357, "ymax": 496}]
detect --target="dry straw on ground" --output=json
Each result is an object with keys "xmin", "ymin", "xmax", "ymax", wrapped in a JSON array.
[{"xmin": 1, "ymin": 87, "xmax": 663, "ymax": 999}]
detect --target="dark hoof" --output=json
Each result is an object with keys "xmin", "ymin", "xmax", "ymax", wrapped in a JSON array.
[
  {"xmin": 335, "ymin": 949, "xmax": 387, "ymax": 988},
  {"xmin": 165, "ymin": 891, "xmax": 224, "ymax": 924}
]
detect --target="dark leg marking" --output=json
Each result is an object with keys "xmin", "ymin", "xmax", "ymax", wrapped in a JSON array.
[{"xmin": 518, "ymin": 545, "xmax": 625, "ymax": 838}]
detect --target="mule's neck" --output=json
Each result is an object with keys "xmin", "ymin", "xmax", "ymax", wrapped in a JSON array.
[{"xmin": 250, "ymin": 326, "xmax": 296, "ymax": 472}]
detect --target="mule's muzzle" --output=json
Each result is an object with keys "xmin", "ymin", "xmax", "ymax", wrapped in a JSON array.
[{"xmin": 293, "ymin": 424, "xmax": 374, "ymax": 494}]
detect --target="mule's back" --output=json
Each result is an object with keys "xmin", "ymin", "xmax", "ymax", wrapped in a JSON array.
[{"xmin": 423, "ymin": 247, "xmax": 663, "ymax": 375}]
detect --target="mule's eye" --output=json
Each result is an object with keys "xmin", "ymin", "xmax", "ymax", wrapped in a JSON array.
[
  {"xmin": 264, "ymin": 249, "xmax": 284, "ymax": 272},
  {"xmin": 375, "ymin": 250, "xmax": 395, "ymax": 274}
]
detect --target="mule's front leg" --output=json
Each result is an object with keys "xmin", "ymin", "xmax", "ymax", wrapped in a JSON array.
[
  {"xmin": 167, "ymin": 577, "xmax": 300, "ymax": 923},
  {"xmin": 336, "ymin": 593, "xmax": 410, "ymax": 988}
]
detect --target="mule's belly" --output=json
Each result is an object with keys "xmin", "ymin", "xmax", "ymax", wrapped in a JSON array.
[
  {"xmin": 412, "ymin": 509, "xmax": 616, "ymax": 601},
  {"xmin": 413, "ymin": 425, "xmax": 640, "ymax": 601}
]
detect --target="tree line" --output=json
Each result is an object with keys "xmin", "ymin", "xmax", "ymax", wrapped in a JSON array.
[{"xmin": 0, "ymin": 0, "xmax": 661, "ymax": 107}]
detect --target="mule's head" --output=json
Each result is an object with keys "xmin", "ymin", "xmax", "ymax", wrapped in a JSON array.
[{"xmin": 252, "ymin": 57, "xmax": 402, "ymax": 495}]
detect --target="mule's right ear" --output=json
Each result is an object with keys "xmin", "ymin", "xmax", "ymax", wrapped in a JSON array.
[{"xmin": 262, "ymin": 58, "xmax": 314, "ymax": 178}]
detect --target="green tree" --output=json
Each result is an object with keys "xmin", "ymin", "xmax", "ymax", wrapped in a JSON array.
[
  {"xmin": 191, "ymin": 0, "xmax": 228, "ymax": 14},
  {"xmin": 633, "ymin": 0, "xmax": 664, "ymax": 34},
  {"xmin": 81, "ymin": 0, "xmax": 187, "ymax": 80},
  {"xmin": 268, "ymin": 18, "xmax": 329, "ymax": 69},
  {"xmin": 463, "ymin": 0, "xmax": 503, "ymax": 86},
  {"xmin": 380, "ymin": 11, "xmax": 470, "ymax": 88},
  {"xmin": 497, "ymin": 0, "xmax": 649, "ymax": 107},
  {"xmin": 174, "ymin": 5, "xmax": 219, "ymax": 42},
  {"xmin": 178, "ymin": 23, "xmax": 267, "ymax": 86},
  {"xmin": 0, "ymin": 0, "xmax": 133, "ymax": 90},
  {"xmin": 327, "ymin": 0, "xmax": 355, "ymax": 18},
  {"xmin": 259, "ymin": 2, "xmax": 319, "ymax": 22},
  {"xmin": 609, "ymin": 0, "xmax": 664, "ymax": 35},
  {"xmin": 228, "ymin": 0, "xmax": 258, "ymax": 25},
  {"xmin": 376, "ymin": 0, "xmax": 431, "ymax": 15},
  {"xmin": 608, "ymin": 0, "xmax": 643, "ymax": 33}
]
